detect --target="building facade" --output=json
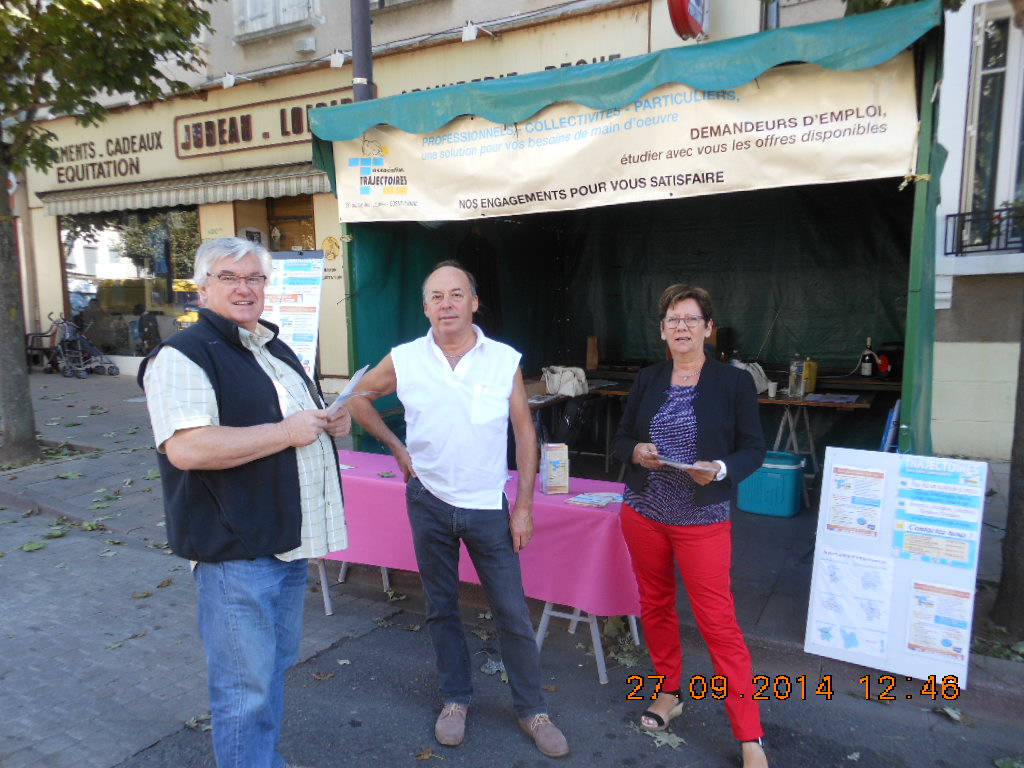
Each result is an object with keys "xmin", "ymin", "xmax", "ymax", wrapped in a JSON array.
[{"xmin": 934, "ymin": 0, "xmax": 1023, "ymax": 459}]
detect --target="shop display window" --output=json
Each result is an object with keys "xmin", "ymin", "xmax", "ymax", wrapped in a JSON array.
[{"xmin": 61, "ymin": 208, "xmax": 200, "ymax": 357}]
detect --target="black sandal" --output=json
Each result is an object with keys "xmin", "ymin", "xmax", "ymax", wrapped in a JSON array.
[{"xmin": 640, "ymin": 690, "xmax": 683, "ymax": 732}]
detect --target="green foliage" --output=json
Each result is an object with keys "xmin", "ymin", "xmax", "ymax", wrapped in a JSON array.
[{"xmin": 0, "ymin": 0, "xmax": 213, "ymax": 172}]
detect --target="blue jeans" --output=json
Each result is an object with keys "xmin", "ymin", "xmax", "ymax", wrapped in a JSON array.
[
  {"xmin": 406, "ymin": 477, "xmax": 545, "ymax": 718},
  {"xmin": 194, "ymin": 557, "xmax": 308, "ymax": 768}
]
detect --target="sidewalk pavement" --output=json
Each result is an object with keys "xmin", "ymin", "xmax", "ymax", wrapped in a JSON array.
[{"xmin": 1, "ymin": 372, "xmax": 1021, "ymax": 767}]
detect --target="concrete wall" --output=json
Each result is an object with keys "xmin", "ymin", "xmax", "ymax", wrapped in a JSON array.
[{"xmin": 932, "ymin": 274, "xmax": 1024, "ymax": 459}]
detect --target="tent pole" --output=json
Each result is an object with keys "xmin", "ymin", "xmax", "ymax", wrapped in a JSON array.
[{"xmin": 899, "ymin": 29, "xmax": 941, "ymax": 455}]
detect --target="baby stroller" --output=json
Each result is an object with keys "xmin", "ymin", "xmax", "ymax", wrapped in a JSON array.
[{"xmin": 44, "ymin": 316, "xmax": 120, "ymax": 378}]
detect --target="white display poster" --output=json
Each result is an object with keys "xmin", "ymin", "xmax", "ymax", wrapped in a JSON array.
[
  {"xmin": 825, "ymin": 465, "xmax": 886, "ymax": 539},
  {"xmin": 261, "ymin": 253, "xmax": 325, "ymax": 378},
  {"xmin": 805, "ymin": 448, "xmax": 987, "ymax": 687},
  {"xmin": 808, "ymin": 548, "xmax": 893, "ymax": 659}
]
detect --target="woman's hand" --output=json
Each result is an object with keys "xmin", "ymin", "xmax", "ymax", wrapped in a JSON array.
[
  {"xmin": 685, "ymin": 460, "xmax": 720, "ymax": 486},
  {"xmin": 633, "ymin": 443, "xmax": 662, "ymax": 469}
]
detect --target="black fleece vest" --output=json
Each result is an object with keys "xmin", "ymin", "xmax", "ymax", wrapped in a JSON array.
[{"xmin": 138, "ymin": 309, "xmax": 318, "ymax": 562}]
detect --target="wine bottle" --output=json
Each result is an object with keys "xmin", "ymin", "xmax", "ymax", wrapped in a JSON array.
[{"xmin": 860, "ymin": 337, "xmax": 876, "ymax": 377}]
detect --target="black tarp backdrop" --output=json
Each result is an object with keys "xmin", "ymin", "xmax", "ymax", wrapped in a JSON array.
[{"xmin": 349, "ymin": 177, "xmax": 912, "ymax": 392}]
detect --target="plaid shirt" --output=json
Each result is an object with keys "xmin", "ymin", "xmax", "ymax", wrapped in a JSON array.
[{"xmin": 143, "ymin": 324, "xmax": 347, "ymax": 561}]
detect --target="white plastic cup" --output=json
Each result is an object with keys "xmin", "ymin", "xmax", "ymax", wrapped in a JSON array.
[{"xmin": 767, "ymin": 381, "xmax": 778, "ymax": 398}]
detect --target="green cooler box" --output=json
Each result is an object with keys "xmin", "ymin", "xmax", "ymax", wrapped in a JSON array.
[{"xmin": 737, "ymin": 451, "xmax": 804, "ymax": 517}]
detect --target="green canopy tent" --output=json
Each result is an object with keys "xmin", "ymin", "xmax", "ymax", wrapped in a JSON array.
[{"xmin": 310, "ymin": 0, "xmax": 942, "ymax": 455}]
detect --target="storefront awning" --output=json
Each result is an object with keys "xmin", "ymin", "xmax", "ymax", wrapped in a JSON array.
[
  {"xmin": 310, "ymin": 0, "xmax": 941, "ymax": 186},
  {"xmin": 35, "ymin": 162, "xmax": 332, "ymax": 216}
]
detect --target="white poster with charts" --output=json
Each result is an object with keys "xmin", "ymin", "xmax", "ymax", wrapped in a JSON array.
[{"xmin": 805, "ymin": 448, "xmax": 986, "ymax": 687}]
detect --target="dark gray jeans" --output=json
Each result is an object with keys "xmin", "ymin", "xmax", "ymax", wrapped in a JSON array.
[{"xmin": 405, "ymin": 476, "xmax": 546, "ymax": 717}]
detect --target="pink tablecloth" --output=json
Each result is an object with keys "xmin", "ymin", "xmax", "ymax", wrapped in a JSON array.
[{"xmin": 325, "ymin": 450, "xmax": 640, "ymax": 617}]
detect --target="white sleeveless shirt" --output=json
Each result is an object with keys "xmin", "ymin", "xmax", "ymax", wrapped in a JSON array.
[{"xmin": 391, "ymin": 326, "xmax": 521, "ymax": 510}]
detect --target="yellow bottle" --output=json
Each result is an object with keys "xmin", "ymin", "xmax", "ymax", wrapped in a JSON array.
[{"xmin": 802, "ymin": 356, "xmax": 818, "ymax": 394}]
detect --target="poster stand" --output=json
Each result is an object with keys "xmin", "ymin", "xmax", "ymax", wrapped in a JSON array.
[
  {"xmin": 261, "ymin": 250, "xmax": 325, "ymax": 378},
  {"xmin": 805, "ymin": 447, "xmax": 987, "ymax": 689}
]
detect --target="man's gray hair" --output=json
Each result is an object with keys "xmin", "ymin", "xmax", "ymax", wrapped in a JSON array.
[
  {"xmin": 193, "ymin": 237, "xmax": 273, "ymax": 287},
  {"xmin": 422, "ymin": 259, "xmax": 478, "ymax": 301}
]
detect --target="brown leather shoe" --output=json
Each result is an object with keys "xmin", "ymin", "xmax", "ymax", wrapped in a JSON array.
[
  {"xmin": 518, "ymin": 713, "xmax": 569, "ymax": 758},
  {"xmin": 434, "ymin": 702, "xmax": 467, "ymax": 746}
]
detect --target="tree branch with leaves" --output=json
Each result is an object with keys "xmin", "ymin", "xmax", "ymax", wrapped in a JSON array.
[{"xmin": 0, "ymin": 0, "xmax": 214, "ymax": 464}]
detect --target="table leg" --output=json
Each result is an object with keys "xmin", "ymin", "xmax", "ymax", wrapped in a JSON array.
[
  {"xmin": 534, "ymin": 602, "xmax": 610, "ymax": 684},
  {"xmin": 316, "ymin": 559, "xmax": 334, "ymax": 616}
]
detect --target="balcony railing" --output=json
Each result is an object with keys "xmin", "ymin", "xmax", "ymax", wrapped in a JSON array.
[{"xmin": 945, "ymin": 206, "xmax": 1024, "ymax": 256}]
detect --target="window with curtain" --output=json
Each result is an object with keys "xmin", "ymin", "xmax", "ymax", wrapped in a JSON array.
[{"xmin": 961, "ymin": 2, "xmax": 1024, "ymax": 247}]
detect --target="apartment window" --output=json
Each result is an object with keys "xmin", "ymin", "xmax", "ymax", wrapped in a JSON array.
[
  {"xmin": 962, "ymin": 4, "xmax": 1023, "ymax": 220},
  {"xmin": 235, "ymin": 0, "xmax": 314, "ymax": 37}
]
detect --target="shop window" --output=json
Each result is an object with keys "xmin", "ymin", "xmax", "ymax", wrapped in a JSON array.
[
  {"xmin": 268, "ymin": 195, "xmax": 315, "ymax": 252},
  {"xmin": 958, "ymin": 2, "xmax": 1023, "ymax": 251},
  {"xmin": 235, "ymin": 0, "xmax": 315, "ymax": 37},
  {"xmin": 60, "ymin": 208, "xmax": 201, "ymax": 357}
]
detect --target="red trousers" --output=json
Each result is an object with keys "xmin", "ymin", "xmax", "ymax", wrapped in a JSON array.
[{"xmin": 620, "ymin": 503, "xmax": 763, "ymax": 742}]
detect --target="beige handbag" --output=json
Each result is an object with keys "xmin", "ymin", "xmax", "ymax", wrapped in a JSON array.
[{"xmin": 542, "ymin": 366, "xmax": 589, "ymax": 397}]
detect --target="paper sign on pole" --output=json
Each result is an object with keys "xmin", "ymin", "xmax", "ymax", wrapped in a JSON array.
[
  {"xmin": 332, "ymin": 54, "xmax": 918, "ymax": 223},
  {"xmin": 806, "ymin": 448, "xmax": 987, "ymax": 687}
]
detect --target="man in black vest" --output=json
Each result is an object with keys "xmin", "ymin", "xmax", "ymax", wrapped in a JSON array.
[{"xmin": 139, "ymin": 237, "xmax": 350, "ymax": 768}]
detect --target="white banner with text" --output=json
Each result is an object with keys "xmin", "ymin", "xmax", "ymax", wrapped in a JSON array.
[{"xmin": 332, "ymin": 53, "xmax": 918, "ymax": 223}]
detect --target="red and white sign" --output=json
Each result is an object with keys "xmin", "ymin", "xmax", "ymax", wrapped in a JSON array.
[{"xmin": 668, "ymin": 0, "xmax": 707, "ymax": 39}]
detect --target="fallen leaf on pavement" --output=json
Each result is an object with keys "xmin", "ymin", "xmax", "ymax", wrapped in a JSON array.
[
  {"xmin": 21, "ymin": 541, "xmax": 45, "ymax": 552},
  {"xmin": 132, "ymin": 592, "xmax": 153, "ymax": 599},
  {"xmin": 143, "ymin": 470, "xmax": 160, "ymax": 480},
  {"xmin": 311, "ymin": 671, "xmax": 335, "ymax": 681},
  {"xmin": 403, "ymin": 624, "xmax": 422, "ymax": 632},
  {"xmin": 56, "ymin": 472, "xmax": 83, "ymax": 479},
  {"xmin": 413, "ymin": 747, "xmax": 444, "ymax": 760},
  {"xmin": 157, "ymin": 578, "xmax": 173, "ymax": 588},
  {"xmin": 98, "ymin": 549, "xmax": 117, "ymax": 557},
  {"xmin": 185, "ymin": 713, "xmax": 212, "ymax": 732}
]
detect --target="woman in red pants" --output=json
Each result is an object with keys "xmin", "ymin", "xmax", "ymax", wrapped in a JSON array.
[{"xmin": 612, "ymin": 284, "xmax": 768, "ymax": 768}]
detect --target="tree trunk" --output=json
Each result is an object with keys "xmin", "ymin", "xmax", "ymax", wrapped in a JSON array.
[
  {"xmin": 992, "ymin": 295, "xmax": 1024, "ymax": 633},
  {"xmin": 0, "ymin": 154, "xmax": 41, "ymax": 465}
]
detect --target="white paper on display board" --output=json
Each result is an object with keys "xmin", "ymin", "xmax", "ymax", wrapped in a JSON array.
[
  {"xmin": 906, "ymin": 581, "xmax": 973, "ymax": 662},
  {"xmin": 261, "ymin": 254, "xmax": 325, "ymax": 379},
  {"xmin": 332, "ymin": 54, "xmax": 917, "ymax": 223},
  {"xmin": 805, "ymin": 448, "xmax": 987, "ymax": 687},
  {"xmin": 808, "ymin": 548, "xmax": 893, "ymax": 659},
  {"xmin": 825, "ymin": 465, "xmax": 886, "ymax": 539}
]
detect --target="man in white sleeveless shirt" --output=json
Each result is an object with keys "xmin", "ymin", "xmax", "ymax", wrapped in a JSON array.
[{"xmin": 347, "ymin": 261, "xmax": 569, "ymax": 759}]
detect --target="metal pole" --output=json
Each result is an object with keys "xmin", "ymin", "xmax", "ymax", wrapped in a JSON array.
[{"xmin": 350, "ymin": 0, "xmax": 375, "ymax": 102}]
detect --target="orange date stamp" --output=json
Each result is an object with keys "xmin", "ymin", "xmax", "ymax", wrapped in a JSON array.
[{"xmin": 626, "ymin": 674, "xmax": 961, "ymax": 701}]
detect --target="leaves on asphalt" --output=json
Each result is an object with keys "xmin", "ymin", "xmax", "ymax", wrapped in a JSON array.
[
  {"xmin": 628, "ymin": 722, "xmax": 686, "ymax": 749},
  {"xmin": 82, "ymin": 519, "xmax": 108, "ymax": 531},
  {"xmin": 994, "ymin": 757, "xmax": 1024, "ymax": 768},
  {"xmin": 402, "ymin": 624, "xmax": 422, "ymax": 632},
  {"xmin": 311, "ymin": 671, "xmax": 335, "ymax": 681},
  {"xmin": 386, "ymin": 588, "xmax": 407, "ymax": 602},
  {"xmin": 56, "ymin": 472, "xmax": 83, "ymax": 479},
  {"xmin": 98, "ymin": 549, "xmax": 118, "ymax": 557},
  {"xmin": 185, "ymin": 713, "xmax": 212, "ymax": 732},
  {"xmin": 132, "ymin": 591, "xmax": 153, "ymax": 600},
  {"xmin": 143, "ymin": 469, "xmax": 160, "ymax": 480},
  {"xmin": 22, "ymin": 506, "xmax": 41, "ymax": 518},
  {"xmin": 157, "ymin": 578, "xmax": 173, "ymax": 588},
  {"xmin": 21, "ymin": 541, "xmax": 45, "ymax": 552},
  {"xmin": 413, "ymin": 746, "xmax": 445, "ymax": 760}
]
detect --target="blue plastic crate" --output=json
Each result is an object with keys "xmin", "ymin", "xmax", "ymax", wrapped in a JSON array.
[{"xmin": 737, "ymin": 451, "xmax": 804, "ymax": 517}]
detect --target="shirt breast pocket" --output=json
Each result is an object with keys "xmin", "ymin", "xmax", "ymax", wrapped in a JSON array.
[{"xmin": 470, "ymin": 383, "xmax": 509, "ymax": 425}]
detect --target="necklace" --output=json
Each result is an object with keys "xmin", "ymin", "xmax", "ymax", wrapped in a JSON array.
[{"xmin": 673, "ymin": 359, "xmax": 704, "ymax": 382}]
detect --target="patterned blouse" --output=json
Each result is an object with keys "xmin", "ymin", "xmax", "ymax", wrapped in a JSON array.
[{"xmin": 623, "ymin": 384, "xmax": 731, "ymax": 526}]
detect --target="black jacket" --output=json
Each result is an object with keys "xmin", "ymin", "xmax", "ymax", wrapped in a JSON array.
[
  {"xmin": 138, "ymin": 309, "xmax": 321, "ymax": 562},
  {"xmin": 612, "ymin": 358, "xmax": 766, "ymax": 506}
]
